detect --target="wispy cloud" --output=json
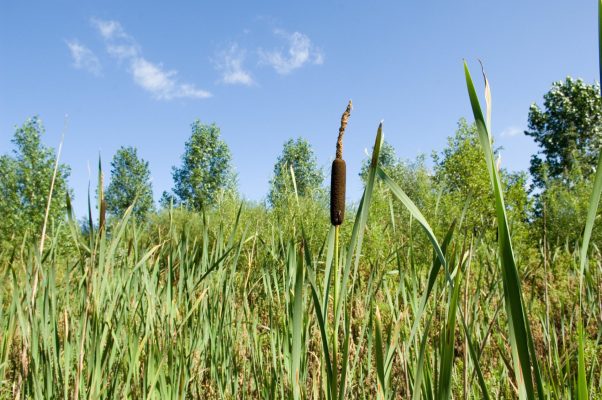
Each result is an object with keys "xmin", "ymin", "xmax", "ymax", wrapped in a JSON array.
[
  {"xmin": 131, "ymin": 58, "xmax": 211, "ymax": 100},
  {"xmin": 91, "ymin": 18, "xmax": 128, "ymax": 41},
  {"xmin": 213, "ymin": 44, "xmax": 254, "ymax": 86},
  {"xmin": 90, "ymin": 18, "xmax": 211, "ymax": 100},
  {"xmin": 91, "ymin": 18, "xmax": 140, "ymax": 61},
  {"xmin": 500, "ymin": 126, "xmax": 523, "ymax": 138},
  {"xmin": 259, "ymin": 30, "xmax": 323, "ymax": 75},
  {"xmin": 106, "ymin": 43, "xmax": 140, "ymax": 60},
  {"xmin": 66, "ymin": 40, "xmax": 102, "ymax": 76}
]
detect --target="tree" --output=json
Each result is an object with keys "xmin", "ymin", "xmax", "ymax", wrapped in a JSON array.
[
  {"xmin": 159, "ymin": 191, "xmax": 178, "ymax": 209},
  {"xmin": 526, "ymin": 77, "xmax": 602, "ymax": 188},
  {"xmin": 268, "ymin": 137, "xmax": 324, "ymax": 207},
  {"xmin": 433, "ymin": 119, "xmax": 530, "ymax": 239},
  {"xmin": 360, "ymin": 140, "xmax": 434, "ymax": 211},
  {"xmin": 358, "ymin": 140, "xmax": 437, "ymax": 267},
  {"xmin": 105, "ymin": 146, "xmax": 154, "ymax": 219},
  {"xmin": 0, "ymin": 116, "xmax": 71, "ymax": 248},
  {"xmin": 433, "ymin": 119, "xmax": 491, "ymax": 207},
  {"xmin": 534, "ymin": 168, "xmax": 599, "ymax": 246},
  {"xmin": 170, "ymin": 120, "xmax": 236, "ymax": 210}
]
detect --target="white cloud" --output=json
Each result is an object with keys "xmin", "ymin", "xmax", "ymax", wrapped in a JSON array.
[
  {"xmin": 500, "ymin": 126, "xmax": 523, "ymax": 137},
  {"xmin": 91, "ymin": 18, "xmax": 128, "ymax": 40},
  {"xmin": 91, "ymin": 18, "xmax": 140, "ymax": 60},
  {"xmin": 259, "ymin": 30, "xmax": 324, "ymax": 75},
  {"xmin": 90, "ymin": 17, "xmax": 211, "ymax": 100},
  {"xmin": 66, "ymin": 40, "xmax": 102, "ymax": 76},
  {"xmin": 131, "ymin": 58, "xmax": 211, "ymax": 100},
  {"xmin": 214, "ymin": 44, "xmax": 254, "ymax": 86},
  {"xmin": 107, "ymin": 43, "xmax": 139, "ymax": 60}
]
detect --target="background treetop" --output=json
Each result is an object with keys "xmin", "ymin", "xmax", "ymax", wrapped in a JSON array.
[
  {"xmin": 0, "ymin": 116, "xmax": 70, "ymax": 249},
  {"xmin": 268, "ymin": 137, "xmax": 324, "ymax": 207},
  {"xmin": 526, "ymin": 77, "xmax": 602, "ymax": 187},
  {"xmin": 169, "ymin": 120, "xmax": 236, "ymax": 211},
  {"xmin": 105, "ymin": 146, "xmax": 154, "ymax": 220}
]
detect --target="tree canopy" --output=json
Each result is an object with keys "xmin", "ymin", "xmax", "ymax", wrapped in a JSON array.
[
  {"xmin": 268, "ymin": 137, "xmax": 324, "ymax": 207},
  {"xmin": 0, "ymin": 116, "xmax": 71, "ymax": 248},
  {"xmin": 526, "ymin": 77, "xmax": 602, "ymax": 188},
  {"xmin": 433, "ymin": 119, "xmax": 530, "ymax": 238},
  {"xmin": 169, "ymin": 120, "xmax": 236, "ymax": 210},
  {"xmin": 105, "ymin": 146, "xmax": 154, "ymax": 219}
]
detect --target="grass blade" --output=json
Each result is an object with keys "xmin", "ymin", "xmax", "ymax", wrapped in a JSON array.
[
  {"xmin": 464, "ymin": 61, "xmax": 543, "ymax": 400},
  {"xmin": 291, "ymin": 245, "xmax": 304, "ymax": 400},
  {"xmin": 576, "ymin": 3, "xmax": 602, "ymax": 398}
]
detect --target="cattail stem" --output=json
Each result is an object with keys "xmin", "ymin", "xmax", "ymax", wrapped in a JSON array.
[
  {"xmin": 333, "ymin": 226, "xmax": 340, "ymax": 308},
  {"xmin": 332, "ymin": 224, "xmax": 340, "ymax": 398}
]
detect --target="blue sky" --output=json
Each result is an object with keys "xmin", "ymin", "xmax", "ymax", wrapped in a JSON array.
[{"xmin": 0, "ymin": 1, "xmax": 598, "ymax": 217}]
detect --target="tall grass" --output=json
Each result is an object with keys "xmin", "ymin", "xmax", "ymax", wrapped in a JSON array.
[
  {"xmin": 1, "ymin": 114, "xmax": 600, "ymax": 398},
  {"xmin": 1, "ymin": 5, "xmax": 602, "ymax": 398}
]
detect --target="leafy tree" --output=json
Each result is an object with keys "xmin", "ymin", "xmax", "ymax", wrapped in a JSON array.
[
  {"xmin": 105, "ymin": 146, "xmax": 154, "ymax": 219},
  {"xmin": 360, "ymin": 140, "xmax": 434, "ymax": 211},
  {"xmin": 170, "ymin": 120, "xmax": 236, "ymax": 210},
  {"xmin": 359, "ymin": 140, "xmax": 437, "ymax": 266},
  {"xmin": 268, "ymin": 137, "xmax": 324, "ymax": 207},
  {"xmin": 534, "ymin": 168, "xmax": 600, "ymax": 247},
  {"xmin": 526, "ymin": 77, "xmax": 602, "ymax": 188},
  {"xmin": 433, "ymin": 119, "xmax": 530, "ymax": 240},
  {"xmin": 0, "ymin": 116, "xmax": 71, "ymax": 248},
  {"xmin": 433, "ymin": 119, "xmax": 491, "ymax": 210},
  {"xmin": 159, "ymin": 191, "xmax": 178, "ymax": 209}
]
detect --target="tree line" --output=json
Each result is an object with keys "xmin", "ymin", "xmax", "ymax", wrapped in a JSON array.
[{"xmin": 0, "ymin": 77, "xmax": 600, "ymax": 250}]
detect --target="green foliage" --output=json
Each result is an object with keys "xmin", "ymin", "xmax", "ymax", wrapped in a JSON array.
[
  {"xmin": 105, "ymin": 146, "xmax": 154, "ymax": 220},
  {"xmin": 360, "ymin": 141, "xmax": 435, "ymax": 214},
  {"xmin": 526, "ymin": 77, "xmax": 602, "ymax": 188},
  {"xmin": 170, "ymin": 120, "xmax": 236, "ymax": 210},
  {"xmin": 434, "ymin": 119, "xmax": 489, "ymax": 196},
  {"xmin": 527, "ymin": 78, "xmax": 602, "ymax": 248},
  {"xmin": 268, "ymin": 137, "xmax": 324, "ymax": 207},
  {"xmin": 358, "ymin": 141, "xmax": 438, "ymax": 269},
  {"xmin": 1, "ymin": 120, "xmax": 602, "ymax": 399},
  {"xmin": 535, "ymin": 169, "xmax": 601, "ymax": 246},
  {"xmin": 433, "ymin": 119, "xmax": 492, "ymax": 232},
  {"xmin": 159, "ymin": 190, "xmax": 177, "ymax": 208},
  {"xmin": 3, "ymin": 24, "xmax": 602, "ymax": 397},
  {"xmin": 0, "ymin": 116, "xmax": 70, "ymax": 249},
  {"xmin": 433, "ymin": 119, "xmax": 530, "ymax": 243}
]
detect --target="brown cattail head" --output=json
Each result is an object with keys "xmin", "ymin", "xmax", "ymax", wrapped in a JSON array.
[
  {"xmin": 331, "ymin": 100, "xmax": 352, "ymax": 226},
  {"xmin": 330, "ymin": 158, "xmax": 346, "ymax": 225}
]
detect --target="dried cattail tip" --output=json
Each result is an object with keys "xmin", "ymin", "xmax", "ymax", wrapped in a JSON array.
[
  {"xmin": 336, "ymin": 100, "xmax": 352, "ymax": 160},
  {"xmin": 330, "ymin": 158, "xmax": 346, "ymax": 225}
]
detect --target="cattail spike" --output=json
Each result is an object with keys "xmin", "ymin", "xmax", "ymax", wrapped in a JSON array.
[{"xmin": 330, "ymin": 159, "xmax": 346, "ymax": 225}]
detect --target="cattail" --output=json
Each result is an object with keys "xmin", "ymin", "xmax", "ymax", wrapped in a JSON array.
[
  {"xmin": 331, "ymin": 101, "xmax": 352, "ymax": 226},
  {"xmin": 331, "ymin": 158, "xmax": 346, "ymax": 225}
]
